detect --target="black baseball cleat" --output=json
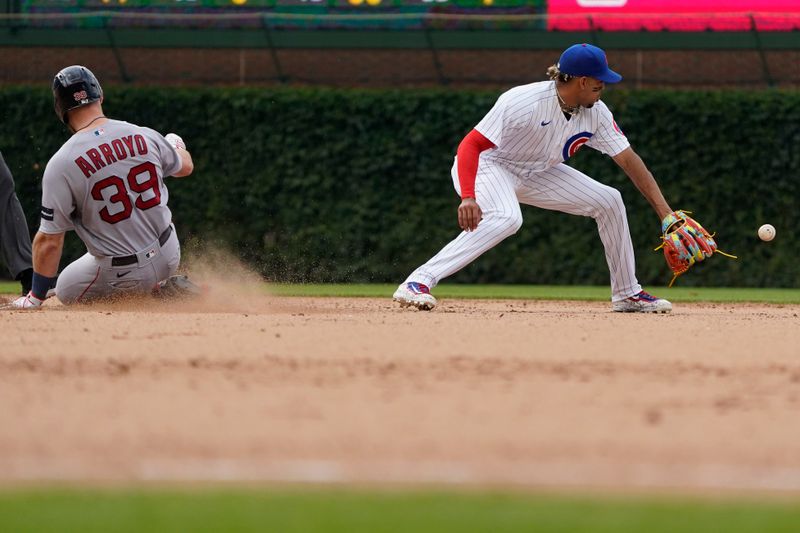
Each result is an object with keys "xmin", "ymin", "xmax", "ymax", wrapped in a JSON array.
[{"xmin": 154, "ymin": 275, "xmax": 202, "ymax": 299}]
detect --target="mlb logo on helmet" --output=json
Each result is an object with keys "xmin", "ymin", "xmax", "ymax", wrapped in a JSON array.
[{"xmin": 73, "ymin": 90, "xmax": 88, "ymax": 102}]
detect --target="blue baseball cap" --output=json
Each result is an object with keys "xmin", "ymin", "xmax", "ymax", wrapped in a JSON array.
[{"xmin": 558, "ymin": 43, "xmax": 622, "ymax": 84}]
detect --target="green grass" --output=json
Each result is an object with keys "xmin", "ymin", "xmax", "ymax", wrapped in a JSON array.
[
  {"xmin": 263, "ymin": 283, "xmax": 800, "ymax": 304},
  {"xmin": 0, "ymin": 487, "xmax": 799, "ymax": 533},
  {"xmin": 3, "ymin": 281, "xmax": 800, "ymax": 304}
]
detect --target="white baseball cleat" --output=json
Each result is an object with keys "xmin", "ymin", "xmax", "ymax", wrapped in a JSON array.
[
  {"xmin": 1, "ymin": 292, "xmax": 45, "ymax": 310},
  {"xmin": 612, "ymin": 290, "xmax": 672, "ymax": 313},
  {"xmin": 393, "ymin": 282, "xmax": 437, "ymax": 311}
]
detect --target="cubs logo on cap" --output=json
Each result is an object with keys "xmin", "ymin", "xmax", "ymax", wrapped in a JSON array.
[{"xmin": 562, "ymin": 132, "xmax": 594, "ymax": 161}]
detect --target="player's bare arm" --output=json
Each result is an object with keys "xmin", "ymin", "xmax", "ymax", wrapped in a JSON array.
[
  {"xmin": 172, "ymin": 149, "xmax": 194, "ymax": 178},
  {"xmin": 32, "ymin": 231, "xmax": 65, "ymax": 278},
  {"xmin": 612, "ymin": 147, "xmax": 672, "ymax": 219}
]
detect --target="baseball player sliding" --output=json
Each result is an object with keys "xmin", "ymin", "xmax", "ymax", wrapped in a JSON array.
[
  {"xmin": 395, "ymin": 43, "xmax": 674, "ymax": 313},
  {"xmin": 7, "ymin": 65, "xmax": 198, "ymax": 309}
]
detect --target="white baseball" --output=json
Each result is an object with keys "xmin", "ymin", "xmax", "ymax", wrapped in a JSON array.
[{"xmin": 758, "ymin": 224, "xmax": 776, "ymax": 242}]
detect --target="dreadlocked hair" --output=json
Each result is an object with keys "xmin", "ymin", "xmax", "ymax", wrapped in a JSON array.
[{"xmin": 546, "ymin": 64, "xmax": 573, "ymax": 83}]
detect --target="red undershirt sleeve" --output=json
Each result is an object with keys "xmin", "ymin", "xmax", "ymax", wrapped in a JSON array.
[{"xmin": 456, "ymin": 129, "xmax": 496, "ymax": 199}]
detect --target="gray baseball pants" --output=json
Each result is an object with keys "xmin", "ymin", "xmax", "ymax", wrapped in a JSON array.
[{"xmin": 56, "ymin": 225, "xmax": 180, "ymax": 304}]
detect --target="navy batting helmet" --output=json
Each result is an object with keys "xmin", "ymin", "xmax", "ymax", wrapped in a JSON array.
[{"xmin": 52, "ymin": 65, "xmax": 103, "ymax": 124}]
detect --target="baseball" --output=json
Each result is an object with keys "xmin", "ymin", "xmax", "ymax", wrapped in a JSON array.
[{"xmin": 758, "ymin": 224, "xmax": 776, "ymax": 241}]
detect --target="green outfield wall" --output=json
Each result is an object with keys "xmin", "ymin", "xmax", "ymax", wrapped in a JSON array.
[{"xmin": 1, "ymin": 86, "xmax": 796, "ymax": 287}]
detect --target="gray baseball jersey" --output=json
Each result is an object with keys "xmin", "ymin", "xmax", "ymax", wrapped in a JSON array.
[{"xmin": 39, "ymin": 119, "xmax": 182, "ymax": 256}]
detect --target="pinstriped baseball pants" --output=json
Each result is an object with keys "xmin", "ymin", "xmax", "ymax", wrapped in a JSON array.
[{"xmin": 403, "ymin": 160, "xmax": 642, "ymax": 302}]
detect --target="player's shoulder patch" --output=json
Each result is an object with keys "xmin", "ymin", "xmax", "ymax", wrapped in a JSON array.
[{"xmin": 562, "ymin": 131, "xmax": 594, "ymax": 161}]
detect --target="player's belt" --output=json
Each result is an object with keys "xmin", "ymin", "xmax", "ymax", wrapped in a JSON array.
[{"xmin": 111, "ymin": 226, "xmax": 173, "ymax": 267}]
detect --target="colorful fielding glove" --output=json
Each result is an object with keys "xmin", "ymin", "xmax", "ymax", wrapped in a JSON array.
[{"xmin": 655, "ymin": 210, "xmax": 737, "ymax": 287}]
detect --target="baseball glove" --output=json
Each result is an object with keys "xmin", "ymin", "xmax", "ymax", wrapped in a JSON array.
[{"xmin": 655, "ymin": 210, "xmax": 737, "ymax": 287}]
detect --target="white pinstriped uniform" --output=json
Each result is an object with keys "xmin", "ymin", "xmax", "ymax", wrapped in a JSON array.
[{"xmin": 404, "ymin": 80, "xmax": 642, "ymax": 302}]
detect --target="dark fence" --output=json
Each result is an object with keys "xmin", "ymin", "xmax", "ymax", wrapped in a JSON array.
[{"xmin": 2, "ymin": 10, "xmax": 799, "ymax": 87}]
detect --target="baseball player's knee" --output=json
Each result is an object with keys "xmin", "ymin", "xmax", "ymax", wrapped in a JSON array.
[
  {"xmin": 53, "ymin": 269, "xmax": 92, "ymax": 305},
  {"xmin": 54, "ymin": 280, "xmax": 80, "ymax": 305},
  {"xmin": 490, "ymin": 211, "xmax": 523, "ymax": 236},
  {"xmin": 54, "ymin": 289, "xmax": 77, "ymax": 305},
  {"xmin": 592, "ymin": 187, "xmax": 624, "ymax": 217},
  {"xmin": 608, "ymin": 187, "xmax": 624, "ymax": 207}
]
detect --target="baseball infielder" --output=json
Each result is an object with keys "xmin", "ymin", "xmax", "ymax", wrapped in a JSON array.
[
  {"xmin": 8, "ymin": 65, "xmax": 197, "ymax": 309},
  {"xmin": 394, "ymin": 43, "xmax": 673, "ymax": 313}
]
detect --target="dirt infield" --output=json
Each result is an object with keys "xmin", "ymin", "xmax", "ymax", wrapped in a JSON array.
[{"xmin": 1, "ymin": 292, "xmax": 799, "ymax": 493}]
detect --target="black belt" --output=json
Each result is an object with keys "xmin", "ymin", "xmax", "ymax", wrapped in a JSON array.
[{"xmin": 111, "ymin": 226, "xmax": 172, "ymax": 267}]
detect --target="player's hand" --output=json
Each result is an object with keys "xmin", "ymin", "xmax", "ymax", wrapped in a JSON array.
[
  {"xmin": 165, "ymin": 133, "xmax": 186, "ymax": 151},
  {"xmin": 6, "ymin": 292, "xmax": 45, "ymax": 310},
  {"xmin": 458, "ymin": 197, "xmax": 482, "ymax": 232}
]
